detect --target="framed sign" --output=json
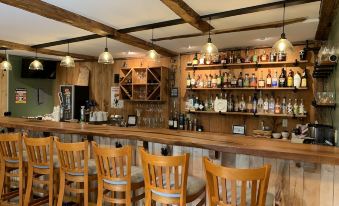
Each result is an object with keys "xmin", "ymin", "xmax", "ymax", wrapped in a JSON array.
[
  {"xmin": 15, "ymin": 88, "xmax": 27, "ymax": 104},
  {"xmin": 111, "ymin": 87, "xmax": 124, "ymax": 108},
  {"xmin": 127, "ymin": 115, "xmax": 137, "ymax": 127},
  {"xmin": 232, "ymin": 125, "xmax": 246, "ymax": 135}
]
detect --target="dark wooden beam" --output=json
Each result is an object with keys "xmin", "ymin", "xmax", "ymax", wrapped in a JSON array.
[
  {"xmin": 152, "ymin": 17, "xmax": 307, "ymax": 41},
  {"xmin": 29, "ymin": 0, "xmax": 320, "ymax": 49},
  {"xmin": 33, "ymin": 34, "xmax": 101, "ymax": 49},
  {"xmin": 315, "ymin": 0, "xmax": 339, "ymax": 40},
  {"xmin": 0, "ymin": 39, "xmax": 97, "ymax": 60},
  {"xmin": 160, "ymin": 0, "xmax": 213, "ymax": 32},
  {"xmin": 0, "ymin": 0, "xmax": 176, "ymax": 57}
]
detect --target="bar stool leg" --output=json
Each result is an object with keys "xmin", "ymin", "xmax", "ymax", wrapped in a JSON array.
[
  {"xmin": 49, "ymin": 170, "xmax": 54, "ymax": 206},
  {"xmin": 24, "ymin": 166, "xmax": 33, "ymax": 205},
  {"xmin": 96, "ymin": 179, "xmax": 103, "ymax": 206},
  {"xmin": 57, "ymin": 171, "xmax": 66, "ymax": 206},
  {"xmin": 0, "ymin": 163, "xmax": 5, "ymax": 201},
  {"xmin": 84, "ymin": 175, "xmax": 88, "ymax": 206}
]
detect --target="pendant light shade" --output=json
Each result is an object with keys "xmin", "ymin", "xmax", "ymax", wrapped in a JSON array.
[
  {"xmin": 60, "ymin": 43, "xmax": 75, "ymax": 68},
  {"xmin": 0, "ymin": 49, "xmax": 12, "ymax": 71},
  {"xmin": 201, "ymin": 17, "xmax": 218, "ymax": 57},
  {"xmin": 272, "ymin": 2, "xmax": 294, "ymax": 53},
  {"xmin": 147, "ymin": 29, "xmax": 160, "ymax": 62},
  {"xmin": 98, "ymin": 37, "xmax": 114, "ymax": 64},
  {"xmin": 29, "ymin": 49, "xmax": 43, "ymax": 71}
]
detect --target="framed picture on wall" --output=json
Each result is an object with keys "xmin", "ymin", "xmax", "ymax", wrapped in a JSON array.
[{"xmin": 232, "ymin": 125, "xmax": 246, "ymax": 135}]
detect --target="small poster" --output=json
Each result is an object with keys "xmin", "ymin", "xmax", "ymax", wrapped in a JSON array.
[
  {"xmin": 15, "ymin": 88, "xmax": 27, "ymax": 104},
  {"xmin": 111, "ymin": 87, "xmax": 124, "ymax": 108}
]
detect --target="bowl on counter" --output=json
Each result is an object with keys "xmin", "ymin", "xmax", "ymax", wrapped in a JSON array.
[
  {"xmin": 281, "ymin": 132, "xmax": 290, "ymax": 139},
  {"xmin": 272, "ymin": 133, "xmax": 282, "ymax": 139}
]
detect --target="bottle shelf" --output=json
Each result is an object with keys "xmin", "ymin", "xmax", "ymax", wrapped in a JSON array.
[
  {"xmin": 186, "ymin": 60, "xmax": 308, "ymax": 70},
  {"xmin": 312, "ymin": 100, "xmax": 336, "ymax": 108},
  {"xmin": 186, "ymin": 87, "xmax": 308, "ymax": 91},
  {"xmin": 186, "ymin": 110, "xmax": 307, "ymax": 118}
]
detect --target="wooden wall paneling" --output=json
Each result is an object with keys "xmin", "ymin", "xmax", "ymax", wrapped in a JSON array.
[
  {"xmin": 302, "ymin": 163, "xmax": 320, "ymax": 206},
  {"xmin": 289, "ymin": 161, "xmax": 304, "ymax": 206},
  {"xmin": 0, "ymin": 69, "xmax": 8, "ymax": 116},
  {"xmin": 333, "ymin": 165, "xmax": 339, "ymax": 205},
  {"xmin": 320, "ymin": 164, "xmax": 335, "ymax": 206},
  {"xmin": 192, "ymin": 148, "xmax": 203, "ymax": 178},
  {"xmin": 275, "ymin": 159, "xmax": 290, "ymax": 206},
  {"xmin": 264, "ymin": 157, "xmax": 277, "ymax": 197}
]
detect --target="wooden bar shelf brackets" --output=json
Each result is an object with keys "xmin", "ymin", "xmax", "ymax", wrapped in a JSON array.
[{"xmin": 119, "ymin": 66, "xmax": 168, "ymax": 101}]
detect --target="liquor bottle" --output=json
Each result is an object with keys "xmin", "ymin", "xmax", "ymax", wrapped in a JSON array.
[
  {"xmin": 253, "ymin": 94, "xmax": 258, "ymax": 113},
  {"xmin": 243, "ymin": 74, "xmax": 250, "ymax": 87},
  {"xmin": 236, "ymin": 51, "xmax": 242, "ymax": 64},
  {"xmin": 266, "ymin": 69, "xmax": 272, "ymax": 87},
  {"xmin": 299, "ymin": 99, "xmax": 305, "ymax": 115},
  {"xmin": 196, "ymin": 74, "xmax": 201, "ymax": 88},
  {"xmin": 263, "ymin": 95, "xmax": 269, "ymax": 113},
  {"xmin": 274, "ymin": 98, "xmax": 281, "ymax": 114},
  {"xmin": 190, "ymin": 73, "xmax": 196, "ymax": 88},
  {"xmin": 189, "ymin": 95, "xmax": 194, "ymax": 110},
  {"xmin": 179, "ymin": 114, "xmax": 185, "ymax": 130},
  {"xmin": 231, "ymin": 75, "xmax": 237, "ymax": 88},
  {"xmin": 287, "ymin": 99, "xmax": 293, "ymax": 114},
  {"xmin": 211, "ymin": 74, "xmax": 217, "ymax": 88},
  {"xmin": 220, "ymin": 72, "xmax": 224, "ymax": 88},
  {"xmin": 239, "ymin": 94, "xmax": 246, "ymax": 112},
  {"xmin": 281, "ymin": 97, "xmax": 287, "ymax": 114},
  {"xmin": 268, "ymin": 95, "xmax": 275, "ymax": 114},
  {"xmin": 208, "ymin": 95, "xmax": 214, "ymax": 111},
  {"xmin": 208, "ymin": 74, "xmax": 212, "ymax": 88},
  {"xmin": 228, "ymin": 95, "xmax": 234, "ymax": 112},
  {"xmin": 278, "ymin": 51, "xmax": 287, "ymax": 62},
  {"xmin": 272, "ymin": 70, "xmax": 278, "ymax": 87},
  {"xmin": 199, "ymin": 100, "xmax": 204, "ymax": 111},
  {"xmin": 301, "ymin": 68, "xmax": 307, "ymax": 88},
  {"xmin": 257, "ymin": 91, "xmax": 264, "ymax": 113},
  {"xmin": 198, "ymin": 74, "xmax": 204, "ymax": 88},
  {"xmin": 192, "ymin": 53, "xmax": 199, "ymax": 66},
  {"xmin": 199, "ymin": 54, "xmax": 205, "ymax": 65},
  {"xmin": 294, "ymin": 72, "xmax": 301, "ymax": 88},
  {"xmin": 250, "ymin": 73, "xmax": 257, "ymax": 88},
  {"xmin": 252, "ymin": 50, "xmax": 258, "ymax": 63},
  {"xmin": 220, "ymin": 52, "xmax": 227, "ymax": 64},
  {"xmin": 279, "ymin": 67, "xmax": 286, "ymax": 87},
  {"xmin": 293, "ymin": 99, "xmax": 299, "ymax": 115},
  {"xmin": 227, "ymin": 73, "xmax": 232, "ymax": 88},
  {"xmin": 245, "ymin": 48, "xmax": 251, "ymax": 63},
  {"xmin": 194, "ymin": 96, "xmax": 199, "ymax": 111},
  {"xmin": 173, "ymin": 110, "xmax": 178, "ymax": 130},
  {"xmin": 229, "ymin": 51, "xmax": 234, "ymax": 64},
  {"xmin": 234, "ymin": 96, "xmax": 239, "ymax": 112},
  {"xmin": 270, "ymin": 52, "xmax": 277, "ymax": 62},
  {"xmin": 204, "ymin": 98, "xmax": 209, "ymax": 111},
  {"xmin": 217, "ymin": 72, "xmax": 222, "ymax": 88},
  {"xmin": 247, "ymin": 96, "xmax": 253, "ymax": 113},
  {"xmin": 260, "ymin": 50, "xmax": 269, "ymax": 62},
  {"xmin": 237, "ymin": 72, "xmax": 243, "ymax": 87},
  {"xmin": 258, "ymin": 71, "xmax": 265, "ymax": 88},
  {"xmin": 287, "ymin": 69, "xmax": 294, "ymax": 87},
  {"xmin": 186, "ymin": 72, "xmax": 191, "ymax": 88},
  {"xmin": 224, "ymin": 93, "xmax": 228, "ymax": 112}
]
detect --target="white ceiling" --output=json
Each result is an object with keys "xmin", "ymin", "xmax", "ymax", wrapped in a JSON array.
[{"xmin": 0, "ymin": 0, "xmax": 321, "ymax": 60}]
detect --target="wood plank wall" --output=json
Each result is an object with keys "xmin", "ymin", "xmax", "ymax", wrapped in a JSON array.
[{"xmin": 0, "ymin": 59, "xmax": 8, "ymax": 117}]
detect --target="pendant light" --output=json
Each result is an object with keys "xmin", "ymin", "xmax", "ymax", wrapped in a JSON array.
[
  {"xmin": 98, "ymin": 37, "xmax": 114, "ymax": 64},
  {"xmin": 146, "ymin": 29, "xmax": 160, "ymax": 62},
  {"xmin": 60, "ymin": 42, "xmax": 75, "ymax": 68},
  {"xmin": 201, "ymin": 17, "xmax": 218, "ymax": 58},
  {"xmin": 0, "ymin": 49, "xmax": 12, "ymax": 71},
  {"xmin": 272, "ymin": 2, "xmax": 294, "ymax": 53},
  {"xmin": 29, "ymin": 48, "xmax": 43, "ymax": 71}
]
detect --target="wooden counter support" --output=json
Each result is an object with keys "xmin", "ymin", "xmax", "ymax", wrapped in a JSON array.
[{"xmin": 0, "ymin": 117, "xmax": 339, "ymax": 165}]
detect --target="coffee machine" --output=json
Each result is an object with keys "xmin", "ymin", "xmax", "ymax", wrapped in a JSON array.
[{"xmin": 308, "ymin": 124, "xmax": 335, "ymax": 146}]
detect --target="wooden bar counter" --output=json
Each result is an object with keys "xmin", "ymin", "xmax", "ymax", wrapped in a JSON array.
[{"xmin": 0, "ymin": 117, "xmax": 339, "ymax": 165}]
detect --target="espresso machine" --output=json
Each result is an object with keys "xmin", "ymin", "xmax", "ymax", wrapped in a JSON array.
[{"xmin": 308, "ymin": 123, "xmax": 335, "ymax": 146}]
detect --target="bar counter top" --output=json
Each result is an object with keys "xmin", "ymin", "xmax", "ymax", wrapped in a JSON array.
[{"xmin": 0, "ymin": 117, "xmax": 339, "ymax": 165}]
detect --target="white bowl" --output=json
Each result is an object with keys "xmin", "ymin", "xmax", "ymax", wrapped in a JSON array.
[
  {"xmin": 272, "ymin": 133, "xmax": 282, "ymax": 139},
  {"xmin": 281, "ymin": 132, "xmax": 289, "ymax": 139}
]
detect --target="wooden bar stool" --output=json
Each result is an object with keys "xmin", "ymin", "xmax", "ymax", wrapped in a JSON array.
[
  {"xmin": 0, "ymin": 133, "xmax": 25, "ymax": 205},
  {"xmin": 92, "ymin": 142, "xmax": 144, "ymax": 205},
  {"xmin": 204, "ymin": 157, "xmax": 272, "ymax": 206},
  {"xmin": 54, "ymin": 137, "xmax": 97, "ymax": 206},
  {"xmin": 139, "ymin": 148, "xmax": 206, "ymax": 206},
  {"xmin": 23, "ymin": 136, "xmax": 58, "ymax": 206}
]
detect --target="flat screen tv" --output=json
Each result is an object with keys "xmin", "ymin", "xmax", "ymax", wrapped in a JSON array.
[{"xmin": 21, "ymin": 58, "xmax": 57, "ymax": 79}]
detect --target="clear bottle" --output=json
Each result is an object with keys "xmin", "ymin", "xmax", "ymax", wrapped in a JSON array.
[
  {"xmin": 281, "ymin": 97, "xmax": 287, "ymax": 114},
  {"xmin": 196, "ymin": 74, "xmax": 201, "ymax": 88},
  {"xmin": 237, "ymin": 72, "xmax": 243, "ymax": 87},
  {"xmin": 268, "ymin": 95, "xmax": 275, "ymax": 114},
  {"xmin": 247, "ymin": 96, "xmax": 253, "ymax": 113},
  {"xmin": 287, "ymin": 98, "xmax": 293, "ymax": 114},
  {"xmin": 239, "ymin": 94, "xmax": 246, "ymax": 112},
  {"xmin": 217, "ymin": 71, "xmax": 222, "ymax": 88},
  {"xmin": 211, "ymin": 74, "xmax": 217, "ymax": 88},
  {"xmin": 234, "ymin": 96, "xmax": 239, "ymax": 112},
  {"xmin": 272, "ymin": 70, "xmax": 278, "ymax": 87},
  {"xmin": 208, "ymin": 74, "xmax": 212, "ymax": 88},
  {"xmin": 274, "ymin": 98, "xmax": 281, "ymax": 114},
  {"xmin": 228, "ymin": 95, "xmax": 234, "ymax": 112},
  {"xmin": 253, "ymin": 94, "xmax": 258, "ymax": 113},
  {"xmin": 266, "ymin": 69, "xmax": 272, "ymax": 87},
  {"xmin": 294, "ymin": 72, "xmax": 301, "ymax": 88},
  {"xmin": 190, "ymin": 73, "xmax": 196, "ymax": 88},
  {"xmin": 299, "ymin": 99, "xmax": 305, "ymax": 115},
  {"xmin": 245, "ymin": 48, "xmax": 251, "ymax": 63},
  {"xmin": 257, "ymin": 91, "xmax": 264, "ymax": 113},
  {"xmin": 293, "ymin": 99, "xmax": 299, "ymax": 115},
  {"xmin": 263, "ymin": 95, "xmax": 269, "ymax": 113},
  {"xmin": 231, "ymin": 75, "xmax": 237, "ymax": 88}
]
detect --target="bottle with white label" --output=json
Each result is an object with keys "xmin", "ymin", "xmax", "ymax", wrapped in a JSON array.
[
  {"xmin": 263, "ymin": 95, "xmax": 269, "ymax": 113},
  {"xmin": 268, "ymin": 96, "xmax": 275, "ymax": 114},
  {"xmin": 299, "ymin": 99, "xmax": 305, "ymax": 115},
  {"xmin": 186, "ymin": 72, "xmax": 191, "ymax": 88},
  {"xmin": 271, "ymin": 70, "xmax": 278, "ymax": 87},
  {"xmin": 257, "ymin": 91, "xmax": 264, "ymax": 113},
  {"xmin": 293, "ymin": 72, "xmax": 301, "ymax": 88}
]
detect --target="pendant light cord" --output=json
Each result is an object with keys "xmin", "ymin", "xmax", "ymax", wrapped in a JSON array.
[
  {"xmin": 4, "ymin": 49, "xmax": 7, "ymax": 60},
  {"xmin": 35, "ymin": 48, "xmax": 38, "ymax": 59},
  {"xmin": 67, "ymin": 42, "xmax": 70, "ymax": 56},
  {"xmin": 151, "ymin": 29, "xmax": 154, "ymax": 49},
  {"xmin": 105, "ymin": 37, "xmax": 108, "ymax": 49},
  {"xmin": 283, "ymin": 2, "xmax": 286, "ymax": 34}
]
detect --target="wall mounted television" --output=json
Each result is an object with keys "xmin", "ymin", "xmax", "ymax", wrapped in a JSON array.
[{"xmin": 21, "ymin": 58, "xmax": 57, "ymax": 79}]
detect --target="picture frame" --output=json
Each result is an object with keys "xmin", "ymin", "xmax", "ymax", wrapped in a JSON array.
[
  {"xmin": 127, "ymin": 115, "xmax": 137, "ymax": 127},
  {"xmin": 232, "ymin": 125, "xmax": 246, "ymax": 135},
  {"xmin": 170, "ymin": 87, "xmax": 179, "ymax": 97}
]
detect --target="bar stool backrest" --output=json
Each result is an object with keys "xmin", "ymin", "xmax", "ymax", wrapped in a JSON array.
[
  {"xmin": 92, "ymin": 142, "xmax": 132, "ymax": 204},
  {"xmin": 0, "ymin": 133, "xmax": 22, "ymax": 163},
  {"xmin": 24, "ymin": 136, "xmax": 53, "ymax": 169},
  {"xmin": 204, "ymin": 157, "xmax": 271, "ymax": 206},
  {"xmin": 139, "ymin": 148, "xmax": 189, "ymax": 205},
  {"xmin": 54, "ymin": 137, "xmax": 88, "ymax": 175}
]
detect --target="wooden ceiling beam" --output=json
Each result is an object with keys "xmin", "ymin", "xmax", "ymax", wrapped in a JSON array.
[
  {"xmin": 315, "ymin": 0, "xmax": 339, "ymax": 40},
  {"xmin": 0, "ymin": 0, "xmax": 176, "ymax": 57},
  {"xmin": 152, "ymin": 17, "xmax": 307, "ymax": 41},
  {"xmin": 29, "ymin": 0, "xmax": 320, "ymax": 49},
  {"xmin": 160, "ymin": 0, "xmax": 213, "ymax": 32},
  {"xmin": 0, "ymin": 39, "xmax": 97, "ymax": 60}
]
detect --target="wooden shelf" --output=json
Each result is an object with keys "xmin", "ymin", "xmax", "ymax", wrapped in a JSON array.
[
  {"xmin": 186, "ymin": 110, "xmax": 307, "ymax": 118},
  {"xmin": 186, "ymin": 60, "xmax": 308, "ymax": 70},
  {"xmin": 186, "ymin": 87, "xmax": 308, "ymax": 91},
  {"xmin": 312, "ymin": 100, "xmax": 336, "ymax": 108}
]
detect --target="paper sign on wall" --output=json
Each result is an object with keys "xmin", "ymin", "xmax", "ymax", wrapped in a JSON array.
[
  {"xmin": 111, "ymin": 87, "xmax": 124, "ymax": 108},
  {"xmin": 15, "ymin": 88, "xmax": 27, "ymax": 104}
]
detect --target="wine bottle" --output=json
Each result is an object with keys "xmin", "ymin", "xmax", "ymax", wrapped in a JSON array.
[
  {"xmin": 301, "ymin": 68, "xmax": 307, "ymax": 88},
  {"xmin": 192, "ymin": 53, "xmax": 199, "ymax": 66},
  {"xmin": 217, "ymin": 71, "xmax": 222, "ymax": 88},
  {"xmin": 266, "ymin": 69, "xmax": 272, "ymax": 87},
  {"xmin": 186, "ymin": 72, "xmax": 191, "ymax": 88},
  {"xmin": 258, "ymin": 71, "xmax": 265, "ymax": 88},
  {"xmin": 279, "ymin": 67, "xmax": 286, "ymax": 87}
]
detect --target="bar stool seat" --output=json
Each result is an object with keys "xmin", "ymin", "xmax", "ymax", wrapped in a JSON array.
[
  {"xmin": 151, "ymin": 175, "xmax": 205, "ymax": 198},
  {"xmin": 103, "ymin": 166, "xmax": 144, "ymax": 185},
  {"xmin": 65, "ymin": 159, "xmax": 97, "ymax": 176}
]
